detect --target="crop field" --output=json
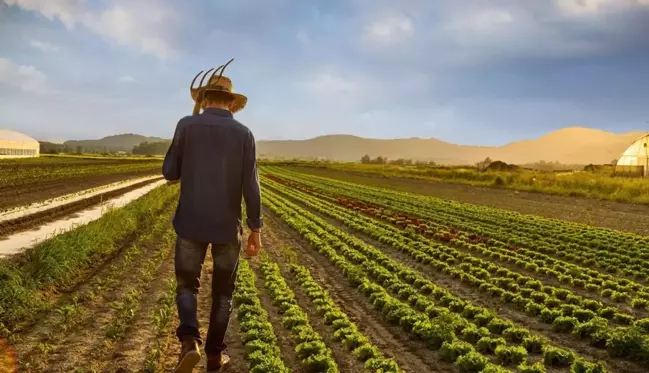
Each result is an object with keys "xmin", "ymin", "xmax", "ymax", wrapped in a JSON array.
[
  {"xmin": 0, "ymin": 156, "xmax": 163, "ymax": 210},
  {"xmin": 2, "ymin": 165, "xmax": 649, "ymax": 372},
  {"xmin": 286, "ymin": 164, "xmax": 649, "ymax": 237},
  {"xmin": 281, "ymin": 162, "xmax": 649, "ymax": 205}
]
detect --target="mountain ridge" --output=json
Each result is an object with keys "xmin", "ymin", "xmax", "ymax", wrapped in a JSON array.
[
  {"xmin": 256, "ymin": 127, "xmax": 647, "ymax": 165},
  {"xmin": 62, "ymin": 134, "xmax": 166, "ymax": 153},
  {"xmin": 36, "ymin": 127, "xmax": 647, "ymax": 165}
]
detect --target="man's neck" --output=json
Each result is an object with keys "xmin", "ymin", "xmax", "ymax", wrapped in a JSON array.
[{"xmin": 203, "ymin": 104, "xmax": 231, "ymax": 111}]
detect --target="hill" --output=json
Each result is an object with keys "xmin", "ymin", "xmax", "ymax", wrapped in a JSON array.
[
  {"xmin": 46, "ymin": 127, "xmax": 647, "ymax": 164},
  {"xmin": 257, "ymin": 127, "xmax": 647, "ymax": 165},
  {"xmin": 64, "ymin": 134, "xmax": 167, "ymax": 153}
]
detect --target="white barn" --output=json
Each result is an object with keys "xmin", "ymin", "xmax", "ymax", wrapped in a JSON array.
[{"xmin": 0, "ymin": 130, "xmax": 40, "ymax": 158}]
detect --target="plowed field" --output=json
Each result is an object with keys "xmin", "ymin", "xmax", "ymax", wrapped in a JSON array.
[{"xmin": 3, "ymin": 165, "xmax": 649, "ymax": 373}]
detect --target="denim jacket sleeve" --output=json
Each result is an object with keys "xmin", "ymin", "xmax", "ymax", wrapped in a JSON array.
[
  {"xmin": 162, "ymin": 118, "xmax": 187, "ymax": 181},
  {"xmin": 242, "ymin": 129, "xmax": 263, "ymax": 230}
]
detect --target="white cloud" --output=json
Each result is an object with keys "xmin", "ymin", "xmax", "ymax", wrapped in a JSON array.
[
  {"xmin": 557, "ymin": 0, "xmax": 649, "ymax": 15},
  {"xmin": 89, "ymin": 4, "xmax": 176, "ymax": 59},
  {"xmin": 29, "ymin": 39, "xmax": 60, "ymax": 53},
  {"xmin": 445, "ymin": 10, "xmax": 514, "ymax": 33},
  {"xmin": 364, "ymin": 14, "xmax": 414, "ymax": 43},
  {"xmin": 293, "ymin": 71, "xmax": 368, "ymax": 112},
  {"xmin": 432, "ymin": 6, "xmax": 612, "ymax": 63},
  {"xmin": 0, "ymin": 57, "xmax": 53, "ymax": 94},
  {"xmin": 4, "ymin": 0, "xmax": 84, "ymax": 29},
  {"xmin": 118, "ymin": 75, "xmax": 137, "ymax": 84},
  {"xmin": 299, "ymin": 72, "xmax": 359, "ymax": 94},
  {"xmin": 5, "ymin": 0, "xmax": 177, "ymax": 59}
]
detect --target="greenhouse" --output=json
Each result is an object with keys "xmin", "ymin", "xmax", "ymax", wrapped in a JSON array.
[
  {"xmin": 0, "ymin": 129, "xmax": 40, "ymax": 158},
  {"xmin": 615, "ymin": 134, "xmax": 649, "ymax": 177}
]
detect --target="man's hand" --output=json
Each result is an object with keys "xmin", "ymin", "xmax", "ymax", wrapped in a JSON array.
[
  {"xmin": 246, "ymin": 230, "xmax": 262, "ymax": 256},
  {"xmin": 166, "ymin": 179, "xmax": 180, "ymax": 186}
]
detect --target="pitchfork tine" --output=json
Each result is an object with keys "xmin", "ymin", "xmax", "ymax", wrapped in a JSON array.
[
  {"xmin": 198, "ymin": 68, "xmax": 215, "ymax": 89},
  {"xmin": 190, "ymin": 70, "xmax": 204, "ymax": 92},
  {"xmin": 206, "ymin": 64, "xmax": 224, "ymax": 86},
  {"xmin": 214, "ymin": 58, "xmax": 234, "ymax": 84}
]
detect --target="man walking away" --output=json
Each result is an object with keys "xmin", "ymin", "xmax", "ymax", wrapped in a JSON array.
[{"xmin": 163, "ymin": 63, "xmax": 263, "ymax": 373}]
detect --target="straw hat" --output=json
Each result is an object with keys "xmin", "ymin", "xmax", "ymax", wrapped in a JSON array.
[{"xmin": 189, "ymin": 59, "xmax": 247, "ymax": 114}]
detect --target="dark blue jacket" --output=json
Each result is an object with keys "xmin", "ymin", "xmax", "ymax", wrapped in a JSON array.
[{"xmin": 162, "ymin": 108, "xmax": 263, "ymax": 244}]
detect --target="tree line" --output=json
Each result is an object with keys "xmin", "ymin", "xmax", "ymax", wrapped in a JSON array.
[
  {"xmin": 132, "ymin": 140, "xmax": 172, "ymax": 155},
  {"xmin": 360, "ymin": 155, "xmax": 437, "ymax": 166},
  {"xmin": 39, "ymin": 140, "xmax": 172, "ymax": 156}
]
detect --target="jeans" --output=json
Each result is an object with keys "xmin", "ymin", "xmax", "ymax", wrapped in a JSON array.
[{"xmin": 174, "ymin": 235, "xmax": 241, "ymax": 355}]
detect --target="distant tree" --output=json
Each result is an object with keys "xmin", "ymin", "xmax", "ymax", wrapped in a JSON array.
[
  {"xmin": 75, "ymin": 145, "xmax": 83, "ymax": 154},
  {"xmin": 476, "ymin": 157, "xmax": 493, "ymax": 171},
  {"xmin": 132, "ymin": 140, "xmax": 172, "ymax": 155},
  {"xmin": 374, "ymin": 156, "xmax": 387, "ymax": 164},
  {"xmin": 391, "ymin": 158, "xmax": 414, "ymax": 165},
  {"xmin": 39, "ymin": 141, "xmax": 65, "ymax": 154},
  {"xmin": 360, "ymin": 154, "xmax": 371, "ymax": 164}
]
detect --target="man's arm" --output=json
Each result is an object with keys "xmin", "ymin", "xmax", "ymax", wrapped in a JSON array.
[
  {"xmin": 162, "ymin": 119, "xmax": 187, "ymax": 181},
  {"xmin": 242, "ymin": 130, "xmax": 263, "ymax": 231}
]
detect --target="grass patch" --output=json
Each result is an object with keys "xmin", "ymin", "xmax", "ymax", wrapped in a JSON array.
[{"xmin": 0, "ymin": 184, "xmax": 178, "ymax": 335}]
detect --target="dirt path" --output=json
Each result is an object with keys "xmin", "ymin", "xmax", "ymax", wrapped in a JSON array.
[
  {"xmin": 262, "ymin": 212, "xmax": 454, "ymax": 373},
  {"xmin": 197, "ymin": 250, "xmax": 248, "ymax": 373},
  {"xmin": 295, "ymin": 167, "xmax": 649, "ymax": 235},
  {"xmin": 10, "ymin": 213, "xmax": 250, "ymax": 372},
  {"xmin": 160, "ymin": 249, "xmax": 248, "ymax": 373}
]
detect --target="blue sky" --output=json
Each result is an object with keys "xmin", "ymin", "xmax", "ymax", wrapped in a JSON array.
[{"xmin": 1, "ymin": 0, "xmax": 648, "ymax": 145}]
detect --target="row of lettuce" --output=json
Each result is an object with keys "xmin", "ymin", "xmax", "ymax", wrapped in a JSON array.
[
  {"xmin": 266, "ymin": 166, "xmax": 649, "ymax": 287},
  {"xmin": 259, "ymin": 183, "xmax": 609, "ymax": 373},
  {"xmin": 263, "ymin": 174, "xmax": 649, "ymax": 338},
  {"xmin": 265, "ymin": 168, "xmax": 649, "ymax": 313},
  {"xmin": 234, "ymin": 253, "xmax": 402, "ymax": 372},
  {"xmin": 262, "ymin": 171, "xmax": 649, "ymax": 367}
]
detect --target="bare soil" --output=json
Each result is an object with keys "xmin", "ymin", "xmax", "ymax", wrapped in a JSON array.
[
  {"xmin": 0, "ymin": 170, "xmax": 161, "ymax": 211},
  {"xmin": 295, "ymin": 167, "xmax": 649, "ymax": 235},
  {"xmin": 160, "ymin": 250, "xmax": 249, "ymax": 373},
  {"xmin": 0, "ymin": 177, "xmax": 162, "ymax": 239}
]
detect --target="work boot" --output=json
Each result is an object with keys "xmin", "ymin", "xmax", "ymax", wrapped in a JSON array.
[
  {"xmin": 206, "ymin": 352, "xmax": 231, "ymax": 372},
  {"xmin": 173, "ymin": 338, "xmax": 201, "ymax": 373}
]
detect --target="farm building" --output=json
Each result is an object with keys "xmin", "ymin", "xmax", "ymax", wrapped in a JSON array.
[
  {"xmin": 615, "ymin": 134, "xmax": 649, "ymax": 177},
  {"xmin": 0, "ymin": 129, "xmax": 40, "ymax": 158}
]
